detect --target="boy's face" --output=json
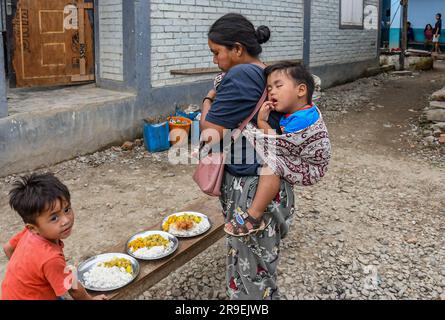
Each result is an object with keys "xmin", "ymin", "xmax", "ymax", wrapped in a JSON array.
[
  {"xmin": 27, "ymin": 198, "xmax": 75, "ymax": 244},
  {"xmin": 267, "ymin": 70, "xmax": 308, "ymax": 113}
]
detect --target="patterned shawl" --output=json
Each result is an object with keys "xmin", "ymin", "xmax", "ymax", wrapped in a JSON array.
[{"xmin": 242, "ymin": 108, "xmax": 331, "ymax": 186}]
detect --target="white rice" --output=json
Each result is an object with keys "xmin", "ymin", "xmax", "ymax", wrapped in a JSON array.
[
  {"xmin": 83, "ymin": 265, "xmax": 133, "ymax": 289},
  {"xmin": 168, "ymin": 217, "xmax": 210, "ymax": 237},
  {"xmin": 131, "ymin": 241, "xmax": 174, "ymax": 259}
]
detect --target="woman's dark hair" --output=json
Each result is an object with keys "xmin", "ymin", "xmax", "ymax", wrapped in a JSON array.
[
  {"xmin": 9, "ymin": 173, "xmax": 71, "ymax": 224},
  {"xmin": 437, "ymin": 13, "xmax": 442, "ymax": 19},
  {"xmin": 425, "ymin": 24, "xmax": 433, "ymax": 31},
  {"xmin": 265, "ymin": 61, "xmax": 315, "ymax": 104},
  {"xmin": 208, "ymin": 13, "xmax": 270, "ymax": 58}
]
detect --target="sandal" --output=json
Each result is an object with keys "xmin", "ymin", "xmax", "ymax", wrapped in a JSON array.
[{"xmin": 224, "ymin": 207, "xmax": 268, "ymax": 237}]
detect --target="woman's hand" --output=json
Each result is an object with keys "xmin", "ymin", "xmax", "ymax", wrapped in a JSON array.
[{"xmin": 258, "ymin": 101, "xmax": 275, "ymax": 123}]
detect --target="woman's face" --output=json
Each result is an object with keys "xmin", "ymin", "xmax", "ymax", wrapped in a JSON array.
[{"xmin": 208, "ymin": 39, "xmax": 239, "ymax": 72}]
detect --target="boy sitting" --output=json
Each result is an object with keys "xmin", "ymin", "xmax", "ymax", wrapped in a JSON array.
[
  {"xmin": 225, "ymin": 62, "xmax": 331, "ymax": 236},
  {"xmin": 1, "ymin": 173, "xmax": 107, "ymax": 300}
]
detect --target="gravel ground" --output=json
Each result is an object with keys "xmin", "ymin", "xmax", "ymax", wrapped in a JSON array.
[{"xmin": 0, "ymin": 67, "xmax": 444, "ymax": 300}]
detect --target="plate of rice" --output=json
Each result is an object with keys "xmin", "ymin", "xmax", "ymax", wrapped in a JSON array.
[
  {"xmin": 126, "ymin": 230, "xmax": 178, "ymax": 260},
  {"xmin": 161, "ymin": 211, "xmax": 211, "ymax": 238},
  {"xmin": 77, "ymin": 253, "xmax": 139, "ymax": 291}
]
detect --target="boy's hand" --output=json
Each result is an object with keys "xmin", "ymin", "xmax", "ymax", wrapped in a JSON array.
[
  {"xmin": 3, "ymin": 243, "xmax": 14, "ymax": 260},
  {"xmin": 258, "ymin": 101, "xmax": 275, "ymax": 123},
  {"xmin": 92, "ymin": 294, "xmax": 108, "ymax": 300}
]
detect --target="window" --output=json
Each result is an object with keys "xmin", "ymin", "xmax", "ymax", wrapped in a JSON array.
[{"xmin": 340, "ymin": 0, "xmax": 364, "ymax": 29}]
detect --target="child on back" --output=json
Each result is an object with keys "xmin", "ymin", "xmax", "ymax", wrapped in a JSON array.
[
  {"xmin": 1, "ymin": 173, "xmax": 107, "ymax": 300},
  {"xmin": 224, "ymin": 62, "xmax": 329, "ymax": 236}
]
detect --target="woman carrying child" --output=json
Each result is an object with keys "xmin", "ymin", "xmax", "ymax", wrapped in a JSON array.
[{"xmin": 200, "ymin": 13, "xmax": 330, "ymax": 300}]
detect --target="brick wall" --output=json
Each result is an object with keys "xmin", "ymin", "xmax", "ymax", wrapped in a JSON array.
[
  {"xmin": 310, "ymin": 0, "xmax": 379, "ymax": 67},
  {"xmin": 99, "ymin": 0, "xmax": 124, "ymax": 81},
  {"xmin": 150, "ymin": 0, "xmax": 304, "ymax": 88}
]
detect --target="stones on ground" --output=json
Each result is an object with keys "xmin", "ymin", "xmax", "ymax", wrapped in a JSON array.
[
  {"xmin": 163, "ymin": 172, "xmax": 175, "ymax": 178},
  {"xmin": 413, "ymin": 57, "xmax": 434, "ymax": 71},
  {"xmin": 404, "ymin": 235, "xmax": 418, "ymax": 244},
  {"xmin": 431, "ymin": 87, "xmax": 445, "ymax": 101},
  {"xmin": 121, "ymin": 141, "xmax": 134, "ymax": 151},
  {"xmin": 429, "ymin": 101, "xmax": 445, "ymax": 109},
  {"xmin": 426, "ymin": 109, "xmax": 445, "ymax": 122}
]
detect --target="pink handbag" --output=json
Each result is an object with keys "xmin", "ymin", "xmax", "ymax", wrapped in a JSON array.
[{"xmin": 193, "ymin": 89, "xmax": 267, "ymax": 196}]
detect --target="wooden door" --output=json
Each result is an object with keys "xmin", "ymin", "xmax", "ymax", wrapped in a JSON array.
[{"xmin": 11, "ymin": 0, "xmax": 94, "ymax": 87}]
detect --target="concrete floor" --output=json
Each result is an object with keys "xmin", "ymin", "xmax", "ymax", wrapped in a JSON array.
[{"xmin": 6, "ymin": 83, "xmax": 136, "ymax": 116}]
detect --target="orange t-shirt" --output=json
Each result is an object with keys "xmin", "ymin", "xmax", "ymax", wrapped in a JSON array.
[{"xmin": 1, "ymin": 228, "xmax": 71, "ymax": 300}]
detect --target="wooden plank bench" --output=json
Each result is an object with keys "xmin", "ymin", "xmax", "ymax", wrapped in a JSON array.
[{"xmin": 85, "ymin": 197, "xmax": 224, "ymax": 300}]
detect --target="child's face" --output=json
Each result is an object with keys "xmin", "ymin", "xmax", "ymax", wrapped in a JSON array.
[
  {"xmin": 27, "ymin": 198, "xmax": 75, "ymax": 244},
  {"xmin": 266, "ymin": 70, "xmax": 308, "ymax": 113}
]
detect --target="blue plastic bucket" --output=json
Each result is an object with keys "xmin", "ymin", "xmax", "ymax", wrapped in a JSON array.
[
  {"xmin": 143, "ymin": 121, "xmax": 170, "ymax": 152},
  {"xmin": 175, "ymin": 110, "xmax": 200, "ymax": 121}
]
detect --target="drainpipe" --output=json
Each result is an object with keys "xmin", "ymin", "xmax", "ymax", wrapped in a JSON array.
[
  {"xmin": 0, "ymin": 9, "xmax": 7, "ymax": 118},
  {"xmin": 303, "ymin": 0, "xmax": 311, "ymax": 67},
  {"xmin": 400, "ymin": 0, "xmax": 408, "ymax": 70}
]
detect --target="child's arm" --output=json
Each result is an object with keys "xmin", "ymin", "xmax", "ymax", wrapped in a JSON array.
[
  {"xmin": 69, "ymin": 282, "xmax": 107, "ymax": 300},
  {"xmin": 3, "ymin": 242, "xmax": 14, "ymax": 260},
  {"xmin": 3, "ymin": 228, "xmax": 28, "ymax": 259},
  {"xmin": 257, "ymin": 101, "xmax": 277, "ymax": 135}
]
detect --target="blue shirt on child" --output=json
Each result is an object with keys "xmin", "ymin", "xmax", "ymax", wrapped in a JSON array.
[{"xmin": 279, "ymin": 105, "xmax": 320, "ymax": 134}]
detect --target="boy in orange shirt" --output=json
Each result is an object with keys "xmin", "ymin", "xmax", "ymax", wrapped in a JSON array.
[{"xmin": 1, "ymin": 173, "xmax": 107, "ymax": 300}]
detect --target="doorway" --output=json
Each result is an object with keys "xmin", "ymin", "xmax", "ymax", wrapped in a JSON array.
[{"xmin": 4, "ymin": 0, "xmax": 95, "ymax": 88}]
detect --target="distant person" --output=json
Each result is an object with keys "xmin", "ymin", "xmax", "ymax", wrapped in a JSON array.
[
  {"xmin": 407, "ymin": 22, "xmax": 415, "ymax": 44},
  {"xmin": 433, "ymin": 13, "xmax": 442, "ymax": 53},
  {"xmin": 424, "ymin": 24, "xmax": 434, "ymax": 51}
]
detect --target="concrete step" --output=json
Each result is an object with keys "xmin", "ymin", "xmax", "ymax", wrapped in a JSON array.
[
  {"xmin": 430, "ymin": 101, "xmax": 445, "ymax": 109},
  {"xmin": 426, "ymin": 109, "xmax": 445, "ymax": 122},
  {"xmin": 366, "ymin": 64, "xmax": 395, "ymax": 77},
  {"xmin": 431, "ymin": 122, "xmax": 445, "ymax": 131},
  {"xmin": 431, "ymin": 87, "xmax": 445, "ymax": 101},
  {"xmin": 391, "ymin": 70, "xmax": 413, "ymax": 76}
]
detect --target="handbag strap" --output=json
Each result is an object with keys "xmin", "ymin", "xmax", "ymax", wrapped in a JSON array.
[
  {"xmin": 199, "ymin": 88, "xmax": 267, "ymax": 158},
  {"xmin": 231, "ymin": 88, "xmax": 268, "ymax": 142}
]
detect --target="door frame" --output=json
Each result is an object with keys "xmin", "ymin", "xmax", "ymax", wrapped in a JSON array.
[{"xmin": 4, "ymin": 0, "xmax": 97, "ymax": 88}]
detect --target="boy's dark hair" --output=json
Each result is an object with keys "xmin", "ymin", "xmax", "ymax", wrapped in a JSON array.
[
  {"xmin": 265, "ymin": 61, "xmax": 315, "ymax": 104},
  {"xmin": 9, "ymin": 173, "xmax": 71, "ymax": 224},
  {"xmin": 208, "ymin": 13, "xmax": 270, "ymax": 58}
]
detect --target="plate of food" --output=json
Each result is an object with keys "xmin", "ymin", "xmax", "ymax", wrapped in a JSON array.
[
  {"xmin": 126, "ymin": 230, "xmax": 178, "ymax": 260},
  {"xmin": 77, "ymin": 253, "xmax": 139, "ymax": 292},
  {"xmin": 161, "ymin": 211, "xmax": 211, "ymax": 238}
]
